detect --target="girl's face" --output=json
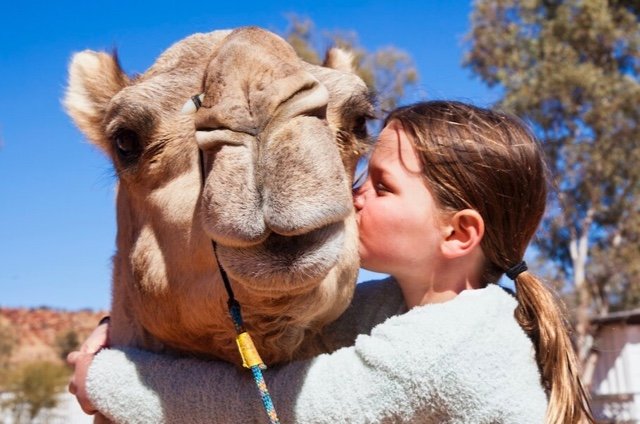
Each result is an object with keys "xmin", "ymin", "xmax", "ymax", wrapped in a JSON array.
[{"xmin": 353, "ymin": 120, "xmax": 446, "ymax": 278}]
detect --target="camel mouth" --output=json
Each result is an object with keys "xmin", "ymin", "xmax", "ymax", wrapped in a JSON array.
[{"xmin": 215, "ymin": 221, "xmax": 346, "ymax": 291}]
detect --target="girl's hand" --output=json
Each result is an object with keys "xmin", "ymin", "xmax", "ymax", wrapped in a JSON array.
[
  {"xmin": 67, "ymin": 318, "xmax": 110, "ymax": 414},
  {"xmin": 67, "ymin": 351, "xmax": 97, "ymax": 414}
]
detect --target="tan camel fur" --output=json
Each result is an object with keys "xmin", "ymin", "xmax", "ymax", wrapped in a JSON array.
[{"xmin": 64, "ymin": 27, "xmax": 374, "ymax": 365}]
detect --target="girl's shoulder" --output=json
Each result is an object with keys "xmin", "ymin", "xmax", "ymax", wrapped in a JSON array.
[
  {"xmin": 356, "ymin": 283, "xmax": 539, "ymax": 387},
  {"xmin": 353, "ymin": 284, "xmax": 547, "ymax": 422},
  {"xmin": 370, "ymin": 284, "xmax": 519, "ymax": 339}
]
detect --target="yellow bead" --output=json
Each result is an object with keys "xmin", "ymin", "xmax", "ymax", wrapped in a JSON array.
[{"xmin": 236, "ymin": 332, "xmax": 265, "ymax": 369}]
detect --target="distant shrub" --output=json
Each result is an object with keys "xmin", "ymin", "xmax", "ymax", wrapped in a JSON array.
[
  {"xmin": 1, "ymin": 361, "xmax": 70, "ymax": 422},
  {"xmin": 55, "ymin": 329, "xmax": 80, "ymax": 361},
  {"xmin": 0, "ymin": 321, "xmax": 17, "ymax": 388}
]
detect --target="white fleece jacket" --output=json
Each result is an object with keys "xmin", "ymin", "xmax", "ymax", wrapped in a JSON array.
[{"xmin": 87, "ymin": 281, "xmax": 547, "ymax": 423}]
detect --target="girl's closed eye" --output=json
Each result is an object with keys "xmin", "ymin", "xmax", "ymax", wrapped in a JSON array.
[
  {"xmin": 375, "ymin": 182, "xmax": 391, "ymax": 194},
  {"xmin": 371, "ymin": 171, "xmax": 396, "ymax": 194}
]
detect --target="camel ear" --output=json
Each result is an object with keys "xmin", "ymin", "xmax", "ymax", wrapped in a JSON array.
[
  {"xmin": 64, "ymin": 50, "xmax": 129, "ymax": 152},
  {"xmin": 323, "ymin": 48, "xmax": 355, "ymax": 73}
]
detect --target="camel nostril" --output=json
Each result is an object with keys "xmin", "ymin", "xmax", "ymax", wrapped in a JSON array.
[
  {"xmin": 275, "ymin": 83, "xmax": 330, "ymax": 123},
  {"xmin": 195, "ymin": 129, "xmax": 253, "ymax": 151}
]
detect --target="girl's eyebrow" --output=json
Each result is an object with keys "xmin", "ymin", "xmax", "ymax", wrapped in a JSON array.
[
  {"xmin": 368, "ymin": 162, "xmax": 396, "ymax": 185},
  {"xmin": 368, "ymin": 151, "xmax": 393, "ymax": 172},
  {"xmin": 367, "ymin": 159, "xmax": 383, "ymax": 175},
  {"xmin": 369, "ymin": 161, "xmax": 384, "ymax": 174}
]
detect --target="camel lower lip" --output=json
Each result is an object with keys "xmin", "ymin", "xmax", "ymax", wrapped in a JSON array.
[{"xmin": 216, "ymin": 222, "xmax": 345, "ymax": 290}]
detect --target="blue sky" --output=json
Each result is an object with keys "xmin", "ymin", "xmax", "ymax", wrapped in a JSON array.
[{"xmin": 0, "ymin": 0, "xmax": 497, "ymax": 311}]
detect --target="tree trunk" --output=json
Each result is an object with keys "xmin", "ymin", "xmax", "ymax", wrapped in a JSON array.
[{"xmin": 569, "ymin": 210, "xmax": 594, "ymax": 364}]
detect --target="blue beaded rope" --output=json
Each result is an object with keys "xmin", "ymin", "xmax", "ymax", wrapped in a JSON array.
[
  {"xmin": 228, "ymin": 299, "xmax": 280, "ymax": 424},
  {"xmin": 251, "ymin": 365, "xmax": 280, "ymax": 424}
]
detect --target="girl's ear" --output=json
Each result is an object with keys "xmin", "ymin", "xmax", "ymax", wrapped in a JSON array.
[{"xmin": 440, "ymin": 209, "xmax": 484, "ymax": 259}]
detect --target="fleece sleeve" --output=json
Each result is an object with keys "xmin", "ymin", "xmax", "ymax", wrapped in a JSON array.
[
  {"xmin": 88, "ymin": 321, "xmax": 426, "ymax": 424},
  {"xmin": 87, "ymin": 279, "xmax": 406, "ymax": 423}
]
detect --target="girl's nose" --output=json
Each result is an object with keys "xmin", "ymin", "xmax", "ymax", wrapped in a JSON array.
[
  {"xmin": 353, "ymin": 192, "xmax": 363, "ymax": 211},
  {"xmin": 353, "ymin": 183, "xmax": 368, "ymax": 211}
]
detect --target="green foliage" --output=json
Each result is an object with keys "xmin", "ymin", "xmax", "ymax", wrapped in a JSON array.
[
  {"xmin": 2, "ymin": 361, "xmax": 70, "ymax": 422},
  {"xmin": 283, "ymin": 15, "xmax": 419, "ymax": 113},
  {"xmin": 465, "ymin": 0, "xmax": 640, "ymax": 337},
  {"xmin": 54, "ymin": 329, "xmax": 80, "ymax": 362}
]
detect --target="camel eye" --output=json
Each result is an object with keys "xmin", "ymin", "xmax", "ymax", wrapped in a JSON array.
[
  {"xmin": 353, "ymin": 115, "xmax": 368, "ymax": 139},
  {"xmin": 113, "ymin": 129, "xmax": 142, "ymax": 164}
]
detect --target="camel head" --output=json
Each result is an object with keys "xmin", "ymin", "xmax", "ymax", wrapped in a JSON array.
[{"xmin": 64, "ymin": 27, "xmax": 373, "ymax": 363}]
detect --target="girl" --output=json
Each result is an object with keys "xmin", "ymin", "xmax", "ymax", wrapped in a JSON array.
[{"xmin": 69, "ymin": 101, "xmax": 593, "ymax": 423}]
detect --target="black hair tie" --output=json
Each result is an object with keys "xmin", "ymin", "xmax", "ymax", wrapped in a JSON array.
[{"xmin": 506, "ymin": 261, "xmax": 528, "ymax": 280}]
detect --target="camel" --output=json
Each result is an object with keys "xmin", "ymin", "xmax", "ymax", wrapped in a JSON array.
[{"xmin": 64, "ymin": 27, "xmax": 374, "ymax": 365}]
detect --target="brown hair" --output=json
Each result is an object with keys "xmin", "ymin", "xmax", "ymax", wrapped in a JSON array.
[{"xmin": 385, "ymin": 101, "xmax": 593, "ymax": 423}]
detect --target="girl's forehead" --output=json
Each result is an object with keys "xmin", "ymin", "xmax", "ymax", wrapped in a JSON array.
[
  {"xmin": 369, "ymin": 138, "xmax": 398, "ymax": 167},
  {"xmin": 374, "ymin": 123, "xmax": 403, "ymax": 153},
  {"xmin": 371, "ymin": 122, "xmax": 422, "ymax": 173},
  {"xmin": 373, "ymin": 124, "xmax": 411, "ymax": 157}
]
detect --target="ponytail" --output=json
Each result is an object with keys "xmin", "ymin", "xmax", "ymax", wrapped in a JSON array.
[
  {"xmin": 513, "ymin": 271, "xmax": 594, "ymax": 423},
  {"xmin": 386, "ymin": 101, "xmax": 595, "ymax": 422}
]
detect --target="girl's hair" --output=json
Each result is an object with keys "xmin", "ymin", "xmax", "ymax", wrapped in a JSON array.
[{"xmin": 385, "ymin": 101, "xmax": 594, "ymax": 424}]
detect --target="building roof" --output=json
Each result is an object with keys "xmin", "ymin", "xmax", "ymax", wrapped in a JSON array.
[{"xmin": 590, "ymin": 308, "xmax": 640, "ymax": 325}]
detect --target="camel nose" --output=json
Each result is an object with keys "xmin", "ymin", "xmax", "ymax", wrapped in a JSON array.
[
  {"xmin": 192, "ymin": 27, "xmax": 353, "ymax": 245},
  {"xmin": 259, "ymin": 87, "xmax": 352, "ymax": 237}
]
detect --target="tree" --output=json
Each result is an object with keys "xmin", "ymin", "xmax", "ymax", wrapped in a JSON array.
[
  {"xmin": 464, "ymin": 0, "xmax": 640, "ymax": 367},
  {"xmin": 3, "ymin": 361, "xmax": 69, "ymax": 423},
  {"xmin": 283, "ymin": 16, "xmax": 419, "ymax": 114}
]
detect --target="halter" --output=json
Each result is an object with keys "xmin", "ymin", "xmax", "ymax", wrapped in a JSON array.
[{"xmin": 193, "ymin": 95, "xmax": 280, "ymax": 424}]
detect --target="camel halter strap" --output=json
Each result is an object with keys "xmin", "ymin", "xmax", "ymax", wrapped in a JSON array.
[{"xmin": 193, "ymin": 95, "xmax": 280, "ymax": 424}]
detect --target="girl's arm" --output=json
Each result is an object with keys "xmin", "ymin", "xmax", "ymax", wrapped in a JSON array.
[
  {"xmin": 81, "ymin": 285, "xmax": 548, "ymax": 424},
  {"xmin": 88, "ymin": 338, "xmax": 403, "ymax": 423},
  {"xmin": 83, "ymin": 278, "xmax": 409, "ymax": 423}
]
